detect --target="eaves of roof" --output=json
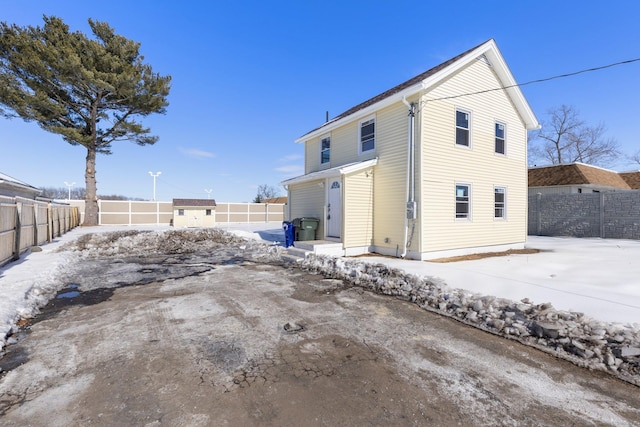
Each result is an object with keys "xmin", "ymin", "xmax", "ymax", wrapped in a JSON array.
[
  {"xmin": 280, "ymin": 158, "xmax": 378, "ymax": 186},
  {"xmin": 295, "ymin": 39, "xmax": 539, "ymax": 143}
]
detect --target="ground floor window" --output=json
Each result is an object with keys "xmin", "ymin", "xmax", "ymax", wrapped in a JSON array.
[
  {"xmin": 494, "ymin": 187, "xmax": 506, "ymax": 219},
  {"xmin": 456, "ymin": 184, "xmax": 470, "ymax": 219}
]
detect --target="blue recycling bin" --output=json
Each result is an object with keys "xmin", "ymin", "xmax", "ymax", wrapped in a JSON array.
[{"xmin": 282, "ymin": 221, "xmax": 295, "ymax": 248}]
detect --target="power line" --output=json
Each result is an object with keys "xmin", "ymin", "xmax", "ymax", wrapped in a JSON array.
[{"xmin": 423, "ymin": 57, "xmax": 640, "ymax": 103}]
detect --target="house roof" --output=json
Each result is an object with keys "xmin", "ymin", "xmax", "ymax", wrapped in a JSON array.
[
  {"xmin": 619, "ymin": 171, "xmax": 640, "ymax": 189},
  {"xmin": 172, "ymin": 198, "xmax": 217, "ymax": 207},
  {"xmin": 528, "ymin": 163, "xmax": 631, "ymax": 189},
  {"xmin": 281, "ymin": 158, "xmax": 378, "ymax": 186},
  {"xmin": 261, "ymin": 196, "xmax": 288, "ymax": 204},
  {"xmin": 296, "ymin": 39, "xmax": 539, "ymax": 143},
  {"xmin": 0, "ymin": 172, "xmax": 41, "ymax": 195}
]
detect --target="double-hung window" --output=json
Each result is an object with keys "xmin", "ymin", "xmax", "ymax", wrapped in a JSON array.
[
  {"xmin": 495, "ymin": 122, "xmax": 506, "ymax": 154},
  {"xmin": 494, "ymin": 187, "xmax": 506, "ymax": 219},
  {"xmin": 320, "ymin": 135, "xmax": 331, "ymax": 164},
  {"xmin": 456, "ymin": 109, "xmax": 470, "ymax": 147},
  {"xmin": 360, "ymin": 117, "xmax": 375, "ymax": 153},
  {"xmin": 455, "ymin": 184, "xmax": 470, "ymax": 219}
]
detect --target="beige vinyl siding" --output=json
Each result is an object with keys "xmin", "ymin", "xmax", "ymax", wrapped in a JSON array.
[
  {"xmin": 305, "ymin": 139, "xmax": 320, "ymax": 174},
  {"xmin": 343, "ymin": 170, "xmax": 374, "ymax": 248},
  {"xmin": 331, "ymin": 121, "xmax": 360, "ymax": 165},
  {"xmin": 371, "ymin": 101, "xmax": 415, "ymax": 251},
  {"xmin": 289, "ymin": 180, "xmax": 326, "ymax": 238},
  {"xmin": 304, "ymin": 119, "xmax": 375, "ymax": 174},
  {"xmin": 420, "ymin": 59, "xmax": 527, "ymax": 252}
]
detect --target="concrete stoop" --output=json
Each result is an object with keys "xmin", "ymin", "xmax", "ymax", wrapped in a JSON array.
[{"xmin": 285, "ymin": 240, "xmax": 344, "ymax": 259}]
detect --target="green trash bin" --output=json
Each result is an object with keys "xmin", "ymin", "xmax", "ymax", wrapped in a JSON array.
[{"xmin": 292, "ymin": 217, "xmax": 319, "ymax": 241}]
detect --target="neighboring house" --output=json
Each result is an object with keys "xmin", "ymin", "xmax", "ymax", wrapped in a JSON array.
[
  {"xmin": 619, "ymin": 170, "xmax": 640, "ymax": 189},
  {"xmin": 281, "ymin": 39, "xmax": 539, "ymax": 260},
  {"xmin": 261, "ymin": 196, "xmax": 288, "ymax": 204},
  {"xmin": 172, "ymin": 199, "xmax": 216, "ymax": 228},
  {"xmin": 0, "ymin": 172, "xmax": 41, "ymax": 199},
  {"xmin": 528, "ymin": 163, "xmax": 632, "ymax": 195}
]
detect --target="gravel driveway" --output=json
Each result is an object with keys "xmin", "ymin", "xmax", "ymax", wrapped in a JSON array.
[{"xmin": 0, "ymin": 229, "xmax": 639, "ymax": 426}]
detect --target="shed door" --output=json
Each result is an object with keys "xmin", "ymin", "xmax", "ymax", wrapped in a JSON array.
[
  {"xmin": 327, "ymin": 180, "xmax": 342, "ymax": 238},
  {"xmin": 188, "ymin": 211, "xmax": 202, "ymax": 227}
]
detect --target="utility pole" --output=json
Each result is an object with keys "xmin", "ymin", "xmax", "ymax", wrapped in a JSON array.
[
  {"xmin": 148, "ymin": 171, "xmax": 161, "ymax": 201},
  {"xmin": 64, "ymin": 181, "xmax": 75, "ymax": 200}
]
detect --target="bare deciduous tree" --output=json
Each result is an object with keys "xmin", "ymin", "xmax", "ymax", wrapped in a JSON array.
[
  {"xmin": 252, "ymin": 184, "xmax": 280, "ymax": 203},
  {"xmin": 529, "ymin": 105, "xmax": 620, "ymax": 167},
  {"xmin": 628, "ymin": 149, "xmax": 640, "ymax": 166}
]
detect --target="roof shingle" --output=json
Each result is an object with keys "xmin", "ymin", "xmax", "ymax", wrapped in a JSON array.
[{"xmin": 528, "ymin": 163, "xmax": 631, "ymax": 189}]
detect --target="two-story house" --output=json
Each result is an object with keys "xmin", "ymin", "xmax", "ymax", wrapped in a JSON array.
[{"xmin": 281, "ymin": 39, "xmax": 539, "ymax": 260}]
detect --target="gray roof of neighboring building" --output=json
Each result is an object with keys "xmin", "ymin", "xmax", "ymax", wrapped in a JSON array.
[{"xmin": 0, "ymin": 172, "xmax": 41, "ymax": 194}]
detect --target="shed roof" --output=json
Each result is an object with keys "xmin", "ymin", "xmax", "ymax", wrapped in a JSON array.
[
  {"xmin": 261, "ymin": 196, "xmax": 287, "ymax": 204},
  {"xmin": 619, "ymin": 171, "xmax": 640, "ymax": 189},
  {"xmin": 296, "ymin": 39, "xmax": 538, "ymax": 143},
  {"xmin": 172, "ymin": 198, "xmax": 217, "ymax": 207},
  {"xmin": 528, "ymin": 163, "xmax": 631, "ymax": 189}
]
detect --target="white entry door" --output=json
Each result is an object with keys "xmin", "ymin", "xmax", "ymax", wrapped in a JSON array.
[{"xmin": 327, "ymin": 180, "xmax": 342, "ymax": 238}]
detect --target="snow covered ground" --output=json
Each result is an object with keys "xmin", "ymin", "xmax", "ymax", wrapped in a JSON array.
[
  {"xmin": 1, "ymin": 223, "xmax": 639, "ymax": 353},
  {"xmin": 225, "ymin": 223, "xmax": 640, "ymax": 326}
]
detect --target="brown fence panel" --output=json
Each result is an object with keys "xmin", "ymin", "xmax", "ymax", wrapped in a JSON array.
[
  {"xmin": 0, "ymin": 198, "xmax": 78, "ymax": 267},
  {"xmin": 18, "ymin": 201, "xmax": 35, "ymax": 253},
  {"xmin": 35, "ymin": 203, "xmax": 49, "ymax": 245},
  {"xmin": 0, "ymin": 197, "xmax": 17, "ymax": 266}
]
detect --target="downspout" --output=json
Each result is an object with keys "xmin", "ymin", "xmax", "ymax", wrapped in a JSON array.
[{"xmin": 401, "ymin": 96, "xmax": 416, "ymax": 258}]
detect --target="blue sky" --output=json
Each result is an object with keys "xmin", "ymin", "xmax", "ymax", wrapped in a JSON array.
[{"xmin": 2, "ymin": 1, "xmax": 639, "ymax": 202}]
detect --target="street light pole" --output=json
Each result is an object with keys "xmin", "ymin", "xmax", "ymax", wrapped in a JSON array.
[
  {"xmin": 63, "ymin": 181, "xmax": 75, "ymax": 200},
  {"xmin": 204, "ymin": 189, "xmax": 213, "ymax": 199},
  {"xmin": 148, "ymin": 171, "xmax": 161, "ymax": 201}
]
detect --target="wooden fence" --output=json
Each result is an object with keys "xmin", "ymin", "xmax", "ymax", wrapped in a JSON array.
[
  {"xmin": 0, "ymin": 196, "xmax": 80, "ymax": 267},
  {"xmin": 68, "ymin": 200, "xmax": 286, "ymax": 226}
]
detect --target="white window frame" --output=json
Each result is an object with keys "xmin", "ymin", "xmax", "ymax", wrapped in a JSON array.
[
  {"xmin": 455, "ymin": 108, "xmax": 471, "ymax": 148},
  {"xmin": 495, "ymin": 121, "xmax": 506, "ymax": 155},
  {"xmin": 358, "ymin": 115, "xmax": 376, "ymax": 154},
  {"xmin": 494, "ymin": 186, "xmax": 506, "ymax": 219},
  {"xmin": 455, "ymin": 183, "xmax": 471, "ymax": 220},
  {"xmin": 319, "ymin": 134, "xmax": 331, "ymax": 165}
]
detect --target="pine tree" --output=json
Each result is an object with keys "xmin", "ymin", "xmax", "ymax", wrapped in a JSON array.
[{"xmin": 0, "ymin": 16, "xmax": 171, "ymax": 225}]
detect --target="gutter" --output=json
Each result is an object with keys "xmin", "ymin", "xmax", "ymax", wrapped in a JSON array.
[{"xmin": 401, "ymin": 96, "xmax": 416, "ymax": 258}]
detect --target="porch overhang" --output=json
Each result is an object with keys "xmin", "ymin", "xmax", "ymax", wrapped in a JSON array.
[{"xmin": 280, "ymin": 158, "xmax": 378, "ymax": 187}]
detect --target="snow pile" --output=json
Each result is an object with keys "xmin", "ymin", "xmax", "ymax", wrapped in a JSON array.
[
  {"xmin": 296, "ymin": 254, "xmax": 640, "ymax": 386},
  {"xmin": 59, "ymin": 228, "xmax": 283, "ymax": 262}
]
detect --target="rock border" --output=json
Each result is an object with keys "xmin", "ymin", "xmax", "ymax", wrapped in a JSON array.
[{"xmin": 295, "ymin": 254, "xmax": 640, "ymax": 387}]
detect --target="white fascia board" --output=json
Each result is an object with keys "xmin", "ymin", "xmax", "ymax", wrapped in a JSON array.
[
  {"xmin": 296, "ymin": 40, "xmax": 540, "ymax": 144},
  {"xmin": 280, "ymin": 158, "xmax": 378, "ymax": 186},
  {"xmin": 294, "ymin": 84, "xmax": 424, "ymax": 144},
  {"xmin": 482, "ymin": 42, "xmax": 540, "ymax": 130}
]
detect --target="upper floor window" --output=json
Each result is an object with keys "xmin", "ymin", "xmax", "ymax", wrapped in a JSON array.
[
  {"xmin": 455, "ymin": 184, "xmax": 470, "ymax": 219},
  {"xmin": 495, "ymin": 122, "xmax": 506, "ymax": 154},
  {"xmin": 494, "ymin": 187, "xmax": 506, "ymax": 219},
  {"xmin": 360, "ymin": 117, "xmax": 375, "ymax": 153},
  {"xmin": 320, "ymin": 135, "xmax": 331, "ymax": 164},
  {"xmin": 456, "ymin": 109, "xmax": 470, "ymax": 147}
]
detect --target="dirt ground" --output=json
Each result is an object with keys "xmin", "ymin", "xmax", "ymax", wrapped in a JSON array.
[{"xmin": 1, "ymin": 250, "xmax": 640, "ymax": 426}]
